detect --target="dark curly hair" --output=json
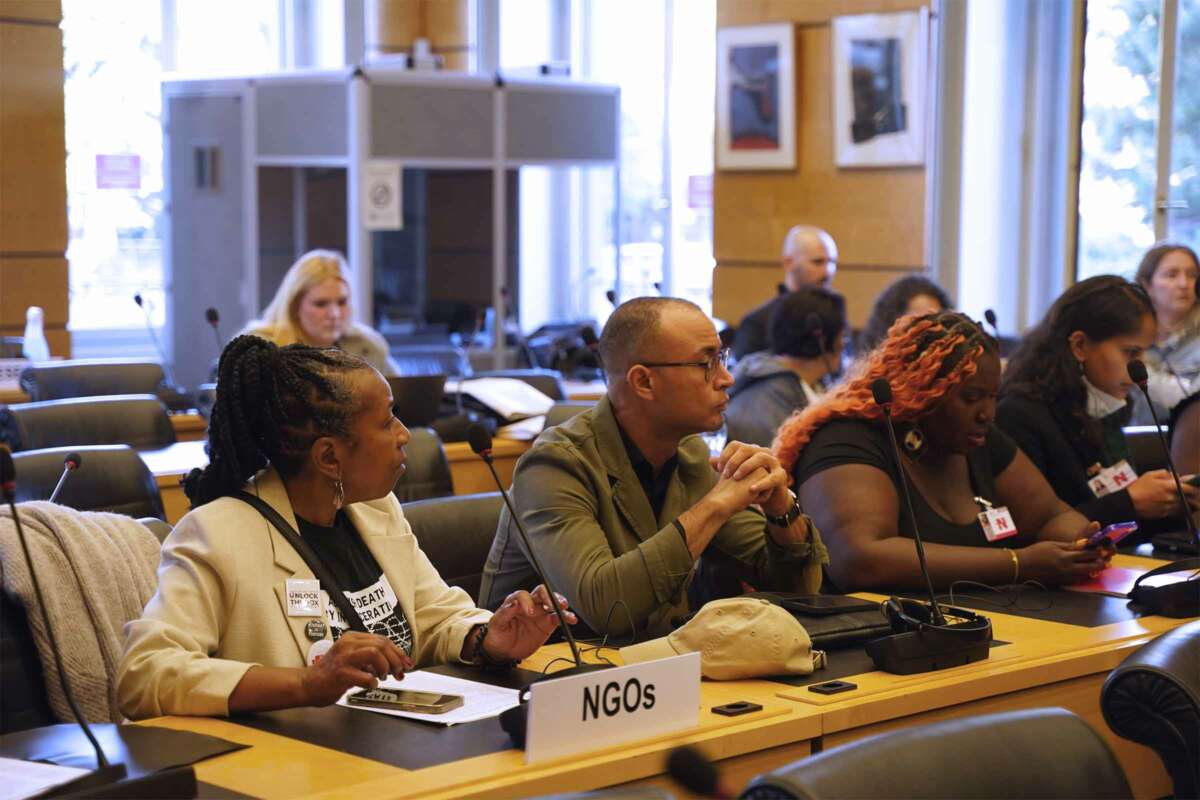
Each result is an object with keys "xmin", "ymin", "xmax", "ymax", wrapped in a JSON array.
[
  {"xmin": 860, "ymin": 275, "xmax": 953, "ymax": 353},
  {"xmin": 1000, "ymin": 276, "xmax": 1155, "ymax": 455},
  {"xmin": 182, "ymin": 335, "xmax": 373, "ymax": 507},
  {"xmin": 768, "ymin": 286, "xmax": 847, "ymax": 359}
]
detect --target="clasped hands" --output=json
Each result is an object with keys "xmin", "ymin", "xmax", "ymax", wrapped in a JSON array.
[
  {"xmin": 300, "ymin": 585, "xmax": 574, "ymax": 706},
  {"xmin": 710, "ymin": 441, "xmax": 807, "ymax": 546}
]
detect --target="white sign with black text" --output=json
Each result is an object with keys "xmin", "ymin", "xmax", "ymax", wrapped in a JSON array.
[
  {"xmin": 363, "ymin": 160, "xmax": 402, "ymax": 230},
  {"xmin": 524, "ymin": 652, "xmax": 700, "ymax": 764}
]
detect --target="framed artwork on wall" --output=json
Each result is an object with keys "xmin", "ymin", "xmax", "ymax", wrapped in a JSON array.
[
  {"xmin": 716, "ymin": 23, "xmax": 795, "ymax": 170},
  {"xmin": 832, "ymin": 8, "xmax": 929, "ymax": 168}
]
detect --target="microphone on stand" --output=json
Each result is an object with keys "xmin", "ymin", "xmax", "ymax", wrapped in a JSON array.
[
  {"xmin": 204, "ymin": 307, "xmax": 224, "ymax": 354},
  {"xmin": 862, "ymin": 379, "xmax": 993, "ymax": 674},
  {"xmin": 48, "ymin": 452, "xmax": 82, "ymax": 504},
  {"xmin": 1, "ymin": 446, "xmax": 197, "ymax": 798},
  {"xmin": 983, "ymin": 308, "xmax": 1000, "ymax": 339},
  {"xmin": 467, "ymin": 424, "xmax": 610, "ymax": 750},
  {"xmin": 134, "ymin": 293, "xmax": 192, "ymax": 412},
  {"xmin": 1127, "ymin": 360, "xmax": 1197, "ymax": 546},
  {"xmin": 466, "ymin": 424, "xmax": 605, "ymax": 679}
]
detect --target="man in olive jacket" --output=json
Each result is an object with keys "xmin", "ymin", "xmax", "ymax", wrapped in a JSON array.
[{"xmin": 479, "ymin": 297, "xmax": 827, "ymax": 638}]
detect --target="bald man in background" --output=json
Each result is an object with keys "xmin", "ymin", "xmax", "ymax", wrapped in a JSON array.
[{"xmin": 733, "ymin": 226, "xmax": 839, "ymax": 359}]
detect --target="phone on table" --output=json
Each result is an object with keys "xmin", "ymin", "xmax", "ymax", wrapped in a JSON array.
[
  {"xmin": 347, "ymin": 688, "xmax": 464, "ymax": 714},
  {"xmin": 1086, "ymin": 521, "xmax": 1138, "ymax": 549}
]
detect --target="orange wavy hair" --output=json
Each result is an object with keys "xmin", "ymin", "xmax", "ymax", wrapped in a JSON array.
[{"xmin": 773, "ymin": 311, "xmax": 996, "ymax": 473}]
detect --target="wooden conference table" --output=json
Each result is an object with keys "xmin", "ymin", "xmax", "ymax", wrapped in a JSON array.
[{"xmin": 136, "ymin": 552, "xmax": 1195, "ymax": 800}]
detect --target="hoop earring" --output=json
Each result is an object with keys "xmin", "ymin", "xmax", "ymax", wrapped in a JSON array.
[
  {"xmin": 332, "ymin": 473, "xmax": 345, "ymax": 511},
  {"xmin": 902, "ymin": 425, "xmax": 927, "ymax": 460}
]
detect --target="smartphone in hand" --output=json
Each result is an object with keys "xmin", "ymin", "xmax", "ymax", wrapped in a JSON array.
[{"xmin": 1086, "ymin": 521, "xmax": 1138, "ymax": 549}]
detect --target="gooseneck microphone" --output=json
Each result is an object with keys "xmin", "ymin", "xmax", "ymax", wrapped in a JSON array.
[
  {"xmin": 0, "ymin": 445, "xmax": 121, "ymax": 784},
  {"xmin": 133, "ymin": 293, "xmax": 177, "ymax": 387},
  {"xmin": 871, "ymin": 379, "xmax": 944, "ymax": 624},
  {"xmin": 862, "ymin": 379, "xmax": 993, "ymax": 674},
  {"xmin": 48, "ymin": 451, "xmax": 82, "ymax": 504},
  {"xmin": 1128, "ymin": 360, "xmax": 1197, "ymax": 545},
  {"xmin": 983, "ymin": 309, "xmax": 999, "ymax": 338},
  {"xmin": 466, "ymin": 424, "xmax": 608, "ymax": 680},
  {"xmin": 205, "ymin": 307, "xmax": 224, "ymax": 353}
]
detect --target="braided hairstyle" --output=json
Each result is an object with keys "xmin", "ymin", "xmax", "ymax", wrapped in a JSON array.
[
  {"xmin": 773, "ymin": 311, "xmax": 995, "ymax": 473},
  {"xmin": 183, "ymin": 335, "xmax": 373, "ymax": 507}
]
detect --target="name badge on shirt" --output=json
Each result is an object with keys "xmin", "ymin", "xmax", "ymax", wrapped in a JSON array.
[
  {"xmin": 979, "ymin": 506, "xmax": 1017, "ymax": 542},
  {"xmin": 1087, "ymin": 459, "xmax": 1138, "ymax": 498},
  {"xmin": 286, "ymin": 579, "xmax": 322, "ymax": 617}
]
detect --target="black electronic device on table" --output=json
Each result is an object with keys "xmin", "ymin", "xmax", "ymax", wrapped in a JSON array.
[
  {"xmin": 387, "ymin": 374, "xmax": 447, "ymax": 428},
  {"xmin": 862, "ymin": 379, "xmax": 993, "ymax": 675}
]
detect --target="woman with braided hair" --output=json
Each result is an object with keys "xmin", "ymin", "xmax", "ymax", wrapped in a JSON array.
[
  {"xmin": 775, "ymin": 311, "xmax": 1108, "ymax": 593},
  {"xmin": 117, "ymin": 336, "xmax": 572, "ymax": 719}
]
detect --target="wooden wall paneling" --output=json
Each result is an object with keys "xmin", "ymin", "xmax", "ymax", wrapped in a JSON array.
[
  {"xmin": 0, "ymin": 325, "xmax": 69, "ymax": 356},
  {"xmin": 713, "ymin": 0, "xmax": 929, "ymax": 332},
  {"xmin": 0, "ymin": 17, "xmax": 67, "ymax": 253},
  {"xmin": 0, "ymin": 0, "xmax": 62, "ymax": 24},
  {"xmin": 0, "ymin": 257, "xmax": 68, "ymax": 327}
]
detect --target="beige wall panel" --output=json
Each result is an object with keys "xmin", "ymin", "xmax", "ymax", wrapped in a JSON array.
[
  {"xmin": 718, "ymin": 0, "xmax": 925, "ymax": 27},
  {"xmin": 0, "ymin": 19, "xmax": 67, "ymax": 254},
  {"xmin": 0, "ymin": 0, "xmax": 61, "ymax": 23},
  {"xmin": 0, "ymin": 257, "xmax": 68, "ymax": 327},
  {"xmin": 713, "ymin": 0, "xmax": 929, "ymax": 325},
  {"xmin": 713, "ymin": 263, "xmax": 918, "ymax": 330}
]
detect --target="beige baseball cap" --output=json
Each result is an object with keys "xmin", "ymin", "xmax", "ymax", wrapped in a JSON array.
[{"xmin": 619, "ymin": 597, "xmax": 826, "ymax": 680}]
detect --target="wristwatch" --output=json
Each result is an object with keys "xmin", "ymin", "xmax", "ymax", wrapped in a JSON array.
[{"xmin": 763, "ymin": 490, "xmax": 802, "ymax": 528}]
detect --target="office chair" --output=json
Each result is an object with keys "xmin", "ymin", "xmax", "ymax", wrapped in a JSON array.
[
  {"xmin": 543, "ymin": 401, "xmax": 593, "ymax": 430},
  {"xmin": 402, "ymin": 492, "xmax": 503, "ymax": 602},
  {"xmin": 392, "ymin": 427, "xmax": 453, "ymax": 503},
  {"xmin": 740, "ymin": 707, "xmax": 1132, "ymax": 799},
  {"xmin": 0, "ymin": 394, "xmax": 176, "ymax": 452},
  {"xmin": 18, "ymin": 359, "xmax": 167, "ymax": 402},
  {"xmin": 1102, "ymin": 620, "xmax": 1200, "ymax": 800},
  {"xmin": 11, "ymin": 445, "xmax": 167, "ymax": 521}
]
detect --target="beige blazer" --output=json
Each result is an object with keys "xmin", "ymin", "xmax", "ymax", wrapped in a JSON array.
[{"xmin": 116, "ymin": 468, "xmax": 489, "ymax": 720}]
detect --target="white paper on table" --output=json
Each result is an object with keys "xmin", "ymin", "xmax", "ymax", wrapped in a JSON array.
[
  {"xmin": 446, "ymin": 378, "xmax": 555, "ymax": 421},
  {"xmin": 336, "ymin": 670, "xmax": 520, "ymax": 726},
  {"xmin": 497, "ymin": 415, "xmax": 545, "ymax": 440},
  {"xmin": 0, "ymin": 757, "xmax": 88, "ymax": 800}
]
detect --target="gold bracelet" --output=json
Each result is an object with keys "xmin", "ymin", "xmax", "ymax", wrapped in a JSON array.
[{"xmin": 1005, "ymin": 548, "xmax": 1020, "ymax": 584}]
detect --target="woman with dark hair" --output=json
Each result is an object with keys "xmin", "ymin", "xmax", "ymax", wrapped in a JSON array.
[
  {"xmin": 117, "ymin": 336, "xmax": 571, "ymax": 719},
  {"xmin": 1133, "ymin": 242, "xmax": 1200, "ymax": 422},
  {"xmin": 997, "ymin": 276, "xmax": 1199, "ymax": 529},
  {"xmin": 775, "ymin": 311, "xmax": 1107, "ymax": 592},
  {"xmin": 858, "ymin": 275, "xmax": 953, "ymax": 353}
]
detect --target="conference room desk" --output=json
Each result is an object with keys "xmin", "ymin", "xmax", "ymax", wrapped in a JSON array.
[
  {"xmin": 563, "ymin": 379, "xmax": 607, "ymax": 401},
  {"xmin": 140, "ymin": 437, "xmax": 533, "ymax": 524},
  {"xmin": 135, "ymin": 554, "xmax": 1194, "ymax": 799}
]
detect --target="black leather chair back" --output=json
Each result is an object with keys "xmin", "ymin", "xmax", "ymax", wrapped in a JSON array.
[
  {"xmin": 474, "ymin": 369, "xmax": 567, "ymax": 401},
  {"xmin": 392, "ymin": 427, "xmax": 453, "ymax": 503},
  {"xmin": 0, "ymin": 394, "xmax": 176, "ymax": 452},
  {"xmin": 402, "ymin": 492, "xmax": 502, "ymax": 602},
  {"xmin": 1102, "ymin": 620, "xmax": 1200, "ymax": 799},
  {"xmin": 390, "ymin": 345, "xmax": 472, "ymax": 377},
  {"xmin": 11, "ymin": 445, "xmax": 166, "ymax": 520},
  {"xmin": 0, "ymin": 515, "xmax": 168, "ymax": 734},
  {"xmin": 740, "ymin": 707, "xmax": 1132, "ymax": 800},
  {"xmin": 544, "ymin": 401, "xmax": 593, "ymax": 430},
  {"xmin": 19, "ymin": 359, "xmax": 167, "ymax": 402}
]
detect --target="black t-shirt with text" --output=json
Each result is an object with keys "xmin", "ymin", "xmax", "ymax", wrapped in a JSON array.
[{"xmin": 296, "ymin": 511, "xmax": 413, "ymax": 655}]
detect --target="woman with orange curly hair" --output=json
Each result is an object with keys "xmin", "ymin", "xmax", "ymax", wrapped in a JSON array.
[{"xmin": 776, "ymin": 311, "xmax": 1107, "ymax": 592}]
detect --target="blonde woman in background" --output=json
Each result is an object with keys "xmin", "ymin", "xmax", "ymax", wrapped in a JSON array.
[{"xmin": 242, "ymin": 249, "xmax": 400, "ymax": 376}]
